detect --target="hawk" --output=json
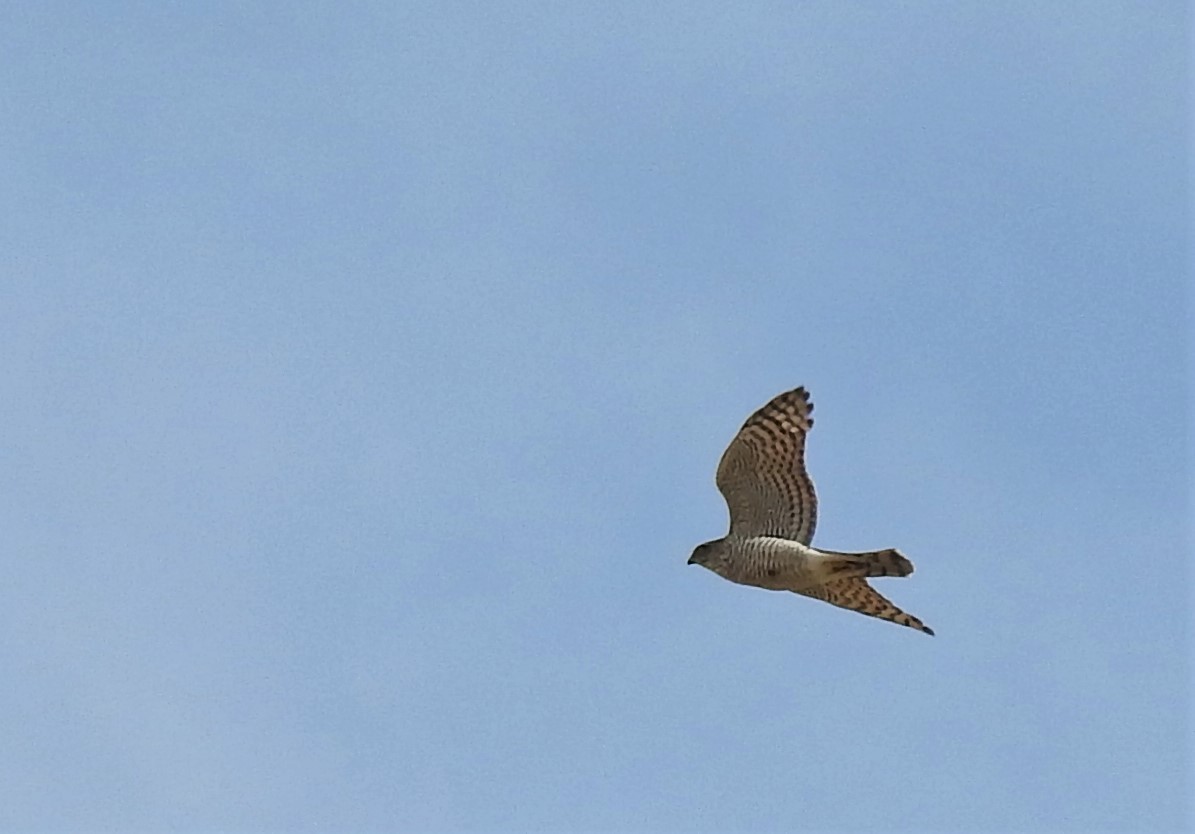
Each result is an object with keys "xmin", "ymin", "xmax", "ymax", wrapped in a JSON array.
[{"xmin": 689, "ymin": 387, "xmax": 933, "ymax": 635}]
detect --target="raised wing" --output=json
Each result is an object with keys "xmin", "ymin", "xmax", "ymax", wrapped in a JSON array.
[
  {"xmin": 715, "ymin": 387, "xmax": 817, "ymax": 543},
  {"xmin": 798, "ymin": 578, "xmax": 934, "ymax": 635}
]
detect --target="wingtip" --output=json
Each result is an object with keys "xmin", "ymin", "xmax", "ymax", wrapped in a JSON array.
[{"xmin": 922, "ymin": 625, "xmax": 935, "ymax": 636}]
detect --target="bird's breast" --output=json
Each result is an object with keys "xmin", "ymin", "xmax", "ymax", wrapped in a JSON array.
[{"xmin": 727, "ymin": 536, "xmax": 820, "ymax": 591}]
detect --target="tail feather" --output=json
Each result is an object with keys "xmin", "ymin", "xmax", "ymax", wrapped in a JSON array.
[{"xmin": 821, "ymin": 548, "xmax": 913, "ymax": 580}]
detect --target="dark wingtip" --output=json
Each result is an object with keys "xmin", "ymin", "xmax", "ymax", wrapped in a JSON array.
[{"xmin": 922, "ymin": 626, "xmax": 935, "ymax": 636}]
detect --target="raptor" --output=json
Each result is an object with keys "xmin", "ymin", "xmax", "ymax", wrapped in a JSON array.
[{"xmin": 689, "ymin": 387, "xmax": 934, "ymax": 635}]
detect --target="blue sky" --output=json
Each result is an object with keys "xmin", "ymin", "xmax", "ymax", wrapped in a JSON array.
[{"xmin": 1, "ymin": 3, "xmax": 1189, "ymax": 831}]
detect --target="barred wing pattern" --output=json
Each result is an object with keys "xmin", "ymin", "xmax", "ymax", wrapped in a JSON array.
[
  {"xmin": 714, "ymin": 387, "xmax": 817, "ymax": 544},
  {"xmin": 798, "ymin": 578, "xmax": 934, "ymax": 635}
]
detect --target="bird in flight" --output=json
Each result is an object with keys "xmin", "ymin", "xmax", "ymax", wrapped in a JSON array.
[{"xmin": 689, "ymin": 386, "xmax": 933, "ymax": 635}]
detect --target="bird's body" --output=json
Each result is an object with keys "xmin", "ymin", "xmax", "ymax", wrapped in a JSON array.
[
  {"xmin": 697, "ymin": 535, "xmax": 913, "ymax": 592},
  {"xmin": 690, "ymin": 387, "xmax": 934, "ymax": 635},
  {"xmin": 701, "ymin": 535, "xmax": 828, "ymax": 591}
]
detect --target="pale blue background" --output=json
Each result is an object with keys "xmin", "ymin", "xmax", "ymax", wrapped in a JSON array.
[{"xmin": 1, "ymin": 3, "xmax": 1189, "ymax": 832}]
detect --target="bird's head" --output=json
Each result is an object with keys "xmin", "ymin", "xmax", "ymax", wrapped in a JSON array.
[{"xmin": 688, "ymin": 539, "xmax": 728, "ymax": 574}]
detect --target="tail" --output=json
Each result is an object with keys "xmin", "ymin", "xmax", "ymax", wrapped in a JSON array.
[{"xmin": 821, "ymin": 548, "xmax": 913, "ymax": 580}]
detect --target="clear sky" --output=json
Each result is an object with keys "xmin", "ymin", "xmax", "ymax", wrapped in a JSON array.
[{"xmin": 1, "ymin": 3, "xmax": 1189, "ymax": 832}]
